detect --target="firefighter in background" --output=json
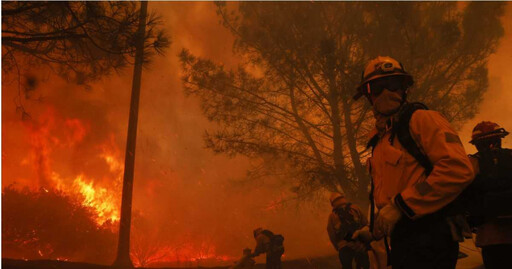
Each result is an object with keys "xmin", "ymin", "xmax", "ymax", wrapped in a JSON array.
[
  {"xmin": 351, "ymin": 56, "xmax": 474, "ymax": 268},
  {"xmin": 230, "ymin": 248, "xmax": 255, "ymax": 269},
  {"xmin": 251, "ymin": 228, "xmax": 284, "ymax": 269},
  {"xmin": 327, "ymin": 192, "xmax": 370, "ymax": 269},
  {"xmin": 467, "ymin": 121, "xmax": 512, "ymax": 269}
]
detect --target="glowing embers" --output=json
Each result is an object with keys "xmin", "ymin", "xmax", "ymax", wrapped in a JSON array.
[{"xmin": 130, "ymin": 243, "xmax": 234, "ymax": 267}]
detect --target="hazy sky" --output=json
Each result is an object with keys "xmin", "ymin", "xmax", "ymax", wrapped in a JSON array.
[{"xmin": 459, "ymin": 3, "xmax": 512, "ymax": 152}]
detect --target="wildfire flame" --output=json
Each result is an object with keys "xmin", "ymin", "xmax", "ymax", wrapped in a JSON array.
[
  {"xmin": 10, "ymin": 107, "xmax": 238, "ymax": 265},
  {"xmin": 131, "ymin": 243, "xmax": 235, "ymax": 267},
  {"xmin": 72, "ymin": 175, "xmax": 120, "ymax": 225},
  {"xmin": 22, "ymin": 110, "xmax": 123, "ymax": 226}
]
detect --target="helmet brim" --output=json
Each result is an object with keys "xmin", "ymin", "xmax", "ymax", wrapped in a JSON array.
[{"xmin": 470, "ymin": 130, "xmax": 509, "ymax": 144}]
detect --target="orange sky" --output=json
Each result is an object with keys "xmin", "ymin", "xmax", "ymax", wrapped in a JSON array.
[
  {"xmin": 459, "ymin": 3, "xmax": 512, "ymax": 152},
  {"xmin": 2, "ymin": 1, "xmax": 512, "ymax": 265}
]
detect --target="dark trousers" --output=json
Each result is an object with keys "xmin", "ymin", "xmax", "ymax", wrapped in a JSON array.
[
  {"xmin": 339, "ymin": 246, "xmax": 370, "ymax": 269},
  {"xmin": 481, "ymin": 244, "xmax": 512, "ymax": 269},
  {"xmin": 265, "ymin": 251, "xmax": 282, "ymax": 269},
  {"xmin": 390, "ymin": 216, "xmax": 459, "ymax": 269}
]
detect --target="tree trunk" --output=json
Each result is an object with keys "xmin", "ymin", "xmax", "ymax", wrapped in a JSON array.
[
  {"xmin": 341, "ymin": 96, "xmax": 370, "ymax": 206},
  {"xmin": 322, "ymin": 40, "xmax": 352, "ymax": 197},
  {"xmin": 113, "ymin": 1, "xmax": 147, "ymax": 268},
  {"xmin": 326, "ymin": 81, "xmax": 351, "ymax": 196}
]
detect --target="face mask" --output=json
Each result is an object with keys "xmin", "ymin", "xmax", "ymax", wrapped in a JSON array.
[{"xmin": 372, "ymin": 89, "xmax": 404, "ymax": 116}]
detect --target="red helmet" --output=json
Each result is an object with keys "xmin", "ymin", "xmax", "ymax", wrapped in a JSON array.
[{"xmin": 470, "ymin": 121, "xmax": 509, "ymax": 144}]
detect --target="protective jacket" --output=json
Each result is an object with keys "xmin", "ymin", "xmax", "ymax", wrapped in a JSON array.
[
  {"xmin": 368, "ymin": 109, "xmax": 474, "ymax": 219},
  {"xmin": 468, "ymin": 149, "xmax": 512, "ymax": 247},
  {"xmin": 253, "ymin": 232, "xmax": 272, "ymax": 256},
  {"xmin": 254, "ymin": 230, "xmax": 284, "ymax": 256},
  {"xmin": 327, "ymin": 202, "xmax": 367, "ymax": 250}
]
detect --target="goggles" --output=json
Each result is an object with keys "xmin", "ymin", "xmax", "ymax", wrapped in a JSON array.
[{"xmin": 366, "ymin": 76, "xmax": 404, "ymax": 97}]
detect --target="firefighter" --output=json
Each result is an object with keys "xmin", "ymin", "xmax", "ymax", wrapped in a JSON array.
[
  {"xmin": 251, "ymin": 228, "xmax": 284, "ymax": 269},
  {"xmin": 327, "ymin": 192, "xmax": 370, "ymax": 269},
  {"xmin": 351, "ymin": 56, "xmax": 474, "ymax": 268},
  {"xmin": 230, "ymin": 248, "xmax": 255, "ymax": 269},
  {"xmin": 467, "ymin": 121, "xmax": 512, "ymax": 269}
]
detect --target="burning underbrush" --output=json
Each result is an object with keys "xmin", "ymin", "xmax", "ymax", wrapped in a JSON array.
[
  {"xmin": 2, "ymin": 73, "xmax": 335, "ymax": 267},
  {"xmin": 2, "ymin": 107, "xmax": 238, "ymax": 267},
  {"xmin": 1, "ymin": 185, "xmax": 118, "ymax": 264},
  {"xmin": 2, "ymin": 182, "xmax": 237, "ymax": 267}
]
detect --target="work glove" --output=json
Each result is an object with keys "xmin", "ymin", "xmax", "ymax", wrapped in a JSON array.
[
  {"xmin": 375, "ymin": 202, "xmax": 402, "ymax": 237},
  {"xmin": 249, "ymin": 252, "xmax": 259, "ymax": 258},
  {"xmin": 346, "ymin": 241, "xmax": 367, "ymax": 253},
  {"xmin": 351, "ymin": 225, "xmax": 373, "ymax": 243}
]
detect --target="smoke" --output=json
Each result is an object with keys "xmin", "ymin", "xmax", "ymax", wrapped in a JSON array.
[
  {"xmin": 3, "ymin": 2, "xmax": 512, "ymax": 266},
  {"xmin": 1, "ymin": 2, "xmax": 334, "ymax": 265},
  {"xmin": 460, "ymin": 3, "xmax": 512, "ymax": 153}
]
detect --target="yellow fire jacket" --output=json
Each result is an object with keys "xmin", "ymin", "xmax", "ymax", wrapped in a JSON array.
[{"xmin": 368, "ymin": 110, "xmax": 474, "ymax": 219}]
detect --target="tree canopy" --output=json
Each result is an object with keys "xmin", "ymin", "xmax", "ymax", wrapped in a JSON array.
[
  {"xmin": 2, "ymin": 1, "xmax": 170, "ymax": 118},
  {"xmin": 180, "ymin": 2, "xmax": 505, "ymax": 202},
  {"xmin": 2, "ymin": 1, "xmax": 169, "ymax": 83}
]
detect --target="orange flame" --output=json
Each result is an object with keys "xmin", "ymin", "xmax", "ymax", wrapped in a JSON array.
[
  {"xmin": 11, "ymin": 106, "xmax": 239, "ymax": 265},
  {"xmin": 131, "ymin": 243, "xmax": 235, "ymax": 267},
  {"xmin": 23, "ymin": 111, "xmax": 125, "ymax": 226},
  {"xmin": 72, "ymin": 175, "xmax": 120, "ymax": 225}
]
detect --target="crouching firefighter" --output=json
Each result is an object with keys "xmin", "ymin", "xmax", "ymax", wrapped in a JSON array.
[
  {"xmin": 327, "ymin": 192, "xmax": 370, "ymax": 269},
  {"xmin": 351, "ymin": 56, "xmax": 474, "ymax": 269},
  {"xmin": 466, "ymin": 121, "xmax": 512, "ymax": 269},
  {"xmin": 230, "ymin": 248, "xmax": 255, "ymax": 269},
  {"xmin": 251, "ymin": 228, "xmax": 284, "ymax": 269}
]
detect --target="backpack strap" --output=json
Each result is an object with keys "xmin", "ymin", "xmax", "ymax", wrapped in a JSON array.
[
  {"xmin": 392, "ymin": 102, "xmax": 433, "ymax": 175},
  {"xmin": 367, "ymin": 137, "xmax": 377, "ymax": 237},
  {"xmin": 366, "ymin": 103, "xmax": 431, "ymax": 231},
  {"xmin": 368, "ymin": 102, "xmax": 430, "ymax": 266},
  {"xmin": 367, "ymin": 133, "xmax": 380, "ymax": 150}
]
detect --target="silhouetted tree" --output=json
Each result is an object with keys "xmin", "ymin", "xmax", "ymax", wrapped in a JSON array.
[
  {"xmin": 180, "ymin": 2, "xmax": 505, "ymax": 202},
  {"xmin": 2, "ymin": 1, "xmax": 170, "ymax": 116}
]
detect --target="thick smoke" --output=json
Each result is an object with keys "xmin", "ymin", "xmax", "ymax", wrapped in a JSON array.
[
  {"xmin": 2, "ymin": 2, "xmax": 512, "ymax": 267},
  {"xmin": 459, "ymin": 4, "xmax": 512, "ymax": 152}
]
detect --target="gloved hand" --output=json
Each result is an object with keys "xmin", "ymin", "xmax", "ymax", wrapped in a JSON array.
[
  {"xmin": 336, "ymin": 240, "xmax": 348, "ymax": 251},
  {"xmin": 346, "ymin": 241, "xmax": 367, "ymax": 253},
  {"xmin": 351, "ymin": 225, "xmax": 373, "ymax": 243},
  {"xmin": 375, "ymin": 202, "xmax": 402, "ymax": 236}
]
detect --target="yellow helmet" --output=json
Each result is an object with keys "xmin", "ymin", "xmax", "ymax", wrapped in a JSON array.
[
  {"xmin": 354, "ymin": 56, "xmax": 413, "ymax": 100},
  {"xmin": 329, "ymin": 192, "xmax": 345, "ymax": 206}
]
